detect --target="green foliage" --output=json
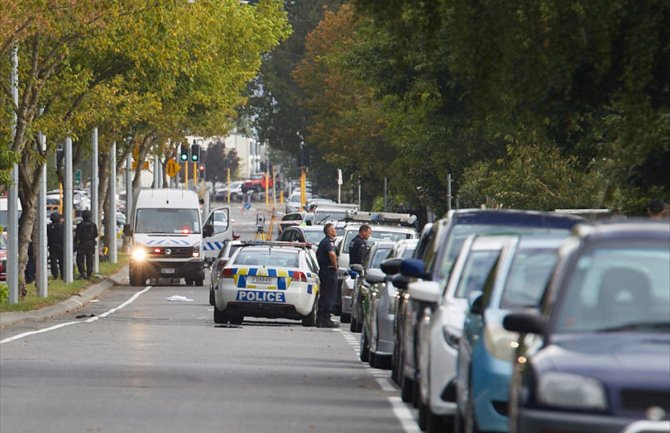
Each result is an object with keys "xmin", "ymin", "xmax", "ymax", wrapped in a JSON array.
[{"xmin": 0, "ymin": 283, "xmax": 8, "ymax": 304}]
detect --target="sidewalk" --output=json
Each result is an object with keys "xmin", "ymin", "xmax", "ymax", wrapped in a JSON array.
[{"xmin": 0, "ymin": 266, "xmax": 128, "ymax": 329}]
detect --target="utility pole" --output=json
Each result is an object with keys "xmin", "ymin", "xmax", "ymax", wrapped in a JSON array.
[
  {"xmin": 447, "ymin": 173, "xmax": 453, "ymax": 212},
  {"xmin": 109, "ymin": 142, "xmax": 117, "ymax": 263},
  {"xmin": 384, "ymin": 177, "xmax": 388, "ymax": 211},
  {"xmin": 91, "ymin": 128, "xmax": 99, "ymax": 274},
  {"xmin": 36, "ymin": 128, "xmax": 48, "ymax": 297},
  {"xmin": 63, "ymin": 137, "xmax": 73, "ymax": 283},
  {"xmin": 125, "ymin": 154, "xmax": 132, "ymax": 230}
]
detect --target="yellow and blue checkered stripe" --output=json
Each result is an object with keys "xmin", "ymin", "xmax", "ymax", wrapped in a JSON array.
[{"xmin": 229, "ymin": 267, "xmax": 318, "ymax": 294}]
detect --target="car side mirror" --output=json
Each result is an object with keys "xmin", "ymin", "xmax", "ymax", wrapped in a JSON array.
[
  {"xmin": 391, "ymin": 274, "xmax": 408, "ymax": 290},
  {"xmin": 365, "ymin": 268, "xmax": 386, "ymax": 284},
  {"xmin": 350, "ymin": 264, "xmax": 364, "ymax": 274},
  {"xmin": 468, "ymin": 291, "xmax": 484, "ymax": 316},
  {"xmin": 503, "ymin": 312, "xmax": 547, "ymax": 335},
  {"xmin": 123, "ymin": 224, "xmax": 132, "ymax": 237},
  {"xmin": 401, "ymin": 258, "xmax": 428, "ymax": 279},
  {"xmin": 408, "ymin": 281, "xmax": 441, "ymax": 304},
  {"xmin": 203, "ymin": 224, "xmax": 214, "ymax": 238},
  {"xmin": 381, "ymin": 257, "xmax": 402, "ymax": 275}
]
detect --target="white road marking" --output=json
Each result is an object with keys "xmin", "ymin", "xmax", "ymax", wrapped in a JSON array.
[
  {"xmin": 389, "ymin": 396, "xmax": 422, "ymax": 432},
  {"xmin": 0, "ymin": 286, "xmax": 153, "ymax": 345}
]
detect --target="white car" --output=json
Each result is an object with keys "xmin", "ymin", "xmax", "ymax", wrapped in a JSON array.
[
  {"xmin": 209, "ymin": 239, "xmax": 244, "ymax": 305},
  {"xmin": 213, "ymin": 242, "xmax": 320, "ymax": 326},
  {"xmin": 411, "ymin": 234, "xmax": 513, "ymax": 431}
]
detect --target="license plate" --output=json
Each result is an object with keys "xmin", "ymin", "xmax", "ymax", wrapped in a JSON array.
[
  {"xmin": 161, "ymin": 268, "xmax": 175, "ymax": 274},
  {"xmin": 252, "ymin": 276, "xmax": 272, "ymax": 284}
]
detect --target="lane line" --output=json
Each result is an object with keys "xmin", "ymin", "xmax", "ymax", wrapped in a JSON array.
[
  {"xmin": 0, "ymin": 286, "xmax": 153, "ymax": 345},
  {"xmin": 389, "ymin": 396, "xmax": 422, "ymax": 433}
]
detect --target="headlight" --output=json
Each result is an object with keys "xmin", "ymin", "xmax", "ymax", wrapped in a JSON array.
[
  {"xmin": 192, "ymin": 244, "xmax": 200, "ymax": 257},
  {"xmin": 483, "ymin": 324, "xmax": 517, "ymax": 362},
  {"xmin": 131, "ymin": 246, "xmax": 146, "ymax": 261},
  {"xmin": 537, "ymin": 372, "xmax": 607, "ymax": 410}
]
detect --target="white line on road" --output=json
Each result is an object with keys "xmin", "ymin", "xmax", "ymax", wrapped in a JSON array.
[
  {"xmin": 389, "ymin": 396, "xmax": 422, "ymax": 433},
  {"xmin": 0, "ymin": 286, "xmax": 153, "ymax": 345}
]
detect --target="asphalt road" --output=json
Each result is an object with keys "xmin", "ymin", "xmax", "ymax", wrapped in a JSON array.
[{"xmin": 0, "ymin": 200, "xmax": 420, "ymax": 433}]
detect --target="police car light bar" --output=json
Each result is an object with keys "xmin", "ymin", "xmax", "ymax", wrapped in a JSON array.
[
  {"xmin": 239, "ymin": 240, "xmax": 314, "ymax": 249},
  {"xmin": 344, "ymin": 211, "xmax": 417, "ymax": 227}
]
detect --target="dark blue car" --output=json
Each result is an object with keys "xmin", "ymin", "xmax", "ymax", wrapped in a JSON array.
[{"xmin": 504, "ymin": 222, "xmax": 670, "ymax": 433}]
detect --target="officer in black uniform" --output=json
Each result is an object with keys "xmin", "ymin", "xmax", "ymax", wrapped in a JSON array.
[
  {"xmin": 47, "ymin": 212, "xmax": 64, "ymax": 279},
  {"xmin": 348, "ymin": 224, "xmax": 372, "ymax": 266},
  {"xmin": 316, "ymin": 223, "xmax": 339, "ymax": 328},
  {"xmin": 74, "ymin": 210, "xmax": 98, "ymax": 279}
]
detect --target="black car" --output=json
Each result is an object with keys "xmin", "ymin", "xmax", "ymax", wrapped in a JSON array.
[
  {"xmin": 391, "ymin": 209, "xmax": 583, "ymax": 410},
  {"xmin": 504, "ymin": 221, "xmax": 670, "ymax": 433}
]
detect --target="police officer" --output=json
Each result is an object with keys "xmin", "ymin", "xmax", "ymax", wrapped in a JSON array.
[
  {"xmin": 316, "ymin": 223, "xmax": 339, "ymax": 328},
  {"xmin": 74, "ymin": 210, "xmax": 98, "ymax": 279},
  {"xmin": 349, "ymin": 224, "xmax": 372, "ymax": 266},
  {"xmin": 47, "ymin": 212, "xmax": 64, "ymax": 279}
]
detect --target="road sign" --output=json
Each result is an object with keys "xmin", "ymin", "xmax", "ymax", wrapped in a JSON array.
[
  {"xmin": 166, "ymin": 158, "xmax": 181, "ymax": 177},
  {"xmin": 131, "ymin": 161, "xmax": 150, "ymax": 170}
]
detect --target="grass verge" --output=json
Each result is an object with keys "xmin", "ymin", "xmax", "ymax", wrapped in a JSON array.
[{"xmin": 0, "ymin": 254, "xmax": 128, "ymax": 313}]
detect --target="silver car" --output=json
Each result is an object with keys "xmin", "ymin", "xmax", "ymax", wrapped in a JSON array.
[
  {"xmin": 209, "ymin": 239, "xmax": 244, "ymax": 305},
  {"xmin": 363, "ymin": 239, "xmax": 418, "ymax": 369}
]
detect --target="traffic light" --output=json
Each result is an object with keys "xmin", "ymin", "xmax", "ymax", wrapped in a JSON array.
[
  {"xmin": 179, "ymin": 144, "xmax": 189, "ymax": 162},
  {"xmin": 198, "ymin": 164, "xmax": 205, "ymax": 172},
  {"xmin": 190, "ymin": 144, "xmax": 200, "ymax": 162}
]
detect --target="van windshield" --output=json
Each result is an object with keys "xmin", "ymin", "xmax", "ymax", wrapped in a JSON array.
[{"xmin": 135, "ymin": 208, "xmax": 201, "ymax": 234}]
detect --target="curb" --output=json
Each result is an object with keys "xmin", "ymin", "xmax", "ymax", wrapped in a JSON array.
[{"xmin": 0, "ymin": 266, "xmax": 128, "ymax": 329}]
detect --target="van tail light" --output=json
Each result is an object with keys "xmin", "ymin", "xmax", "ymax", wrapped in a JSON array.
[
  {"xmin": 216, "ymin": 260, "xmax": 229, "ymax": 276},
  {"xmin": 222, "ymin": 267, "xmax": 235, "ymax": 278},
  {"xmin": 292, "ymin": 271, "xmax": 307, "ymax": 282}
]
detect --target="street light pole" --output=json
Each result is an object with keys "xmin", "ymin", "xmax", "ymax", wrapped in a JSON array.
[{"xmin": 8, "ymin": 45, "xmax": 19, "ymax": 303}]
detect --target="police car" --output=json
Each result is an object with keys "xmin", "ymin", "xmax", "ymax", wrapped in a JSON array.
[{"xmin": 213, "ymin": 241, "xmax": 320, "ymax": 326}]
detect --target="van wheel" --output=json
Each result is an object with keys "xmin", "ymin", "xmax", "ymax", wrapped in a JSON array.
[
  {"xmin": 129, "ymin": 267, "xmax": 143, "ymax": 286},
  {"xmin": 195, "ymin": 279, "xmax": 204, "ymax": 286},
  {"xmin": 185, "ymin": 278, "xmax": 193, "ymax": 286}
]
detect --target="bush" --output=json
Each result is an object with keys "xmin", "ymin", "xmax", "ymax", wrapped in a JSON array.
[{"xmin": 0, "ymin": 284, "xmax": 8, "ymax": 304}]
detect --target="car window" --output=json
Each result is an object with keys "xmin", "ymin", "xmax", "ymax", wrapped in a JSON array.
[
  {"xmin": 499, "ymin": 248, "xmax": 558, "ymax": 309},
  {"xmin": 454, "ymin": 249, "xmax": 501, "ymax": 298},
  {"xmin": 555, "ymin": 245, "xmax": 670, "ymax": 333},
  {"xmin": 303, "ymin": 230, "xmax": 323, "ymax": 244},
  {"xmin": 369, "ymin": 247, "xmax": 393, "ymax": 269},
  {"xmin": 135, "ymin": 208, "xmax": 200, "ymax": 234},
  {"xmin": 234, "ymin": 249, "xmax": 300, "ymax": 268}
]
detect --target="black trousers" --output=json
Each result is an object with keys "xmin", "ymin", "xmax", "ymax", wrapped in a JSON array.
[
  {"xmin": 318, "ymin": 270, "xmax": 338, "ymax": 322},
  {"xmin": 76, "ymin": 248, "xmax": 94, "ymax": 278},
  {"xmin": 49, "ymin": 247, "xmax": 64, "ymax": 279}
]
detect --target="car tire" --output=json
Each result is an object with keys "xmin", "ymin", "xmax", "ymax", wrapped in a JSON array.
[
  {"xmin": 418, "ymin": 403, "xmax": 428, "ymax": 431},
  {"xmin": 185, "ymin": 278, "xmax": 193, "ymax": 286},
  {"xmin": 400, "ymin": 374, "xmax": 414, "ymax": 403},
  {"xmin": 371, "ymin": 352, "xmax": 391, "ymax": 370},
  {"xmin": 302, "ymin": 296, "xmax": 318, "ymax": 327},
  {"xmin": 360, "ymin": 332, "xmax": 370, "ymax": 362},
  {"xmin": 426, "ymin": 411, "xmax": 450, "ymax": 433},
  {"xmin": 129, "ymin": 266, "xmax": 143, "ymax": 287},
  {"xmin": 195, "ymin": 279, "xmax": 204, "ymax": 286},
  {"xmin": 213, "ymin": 305, "xmax": 229, "ymax": 324},
  {"xmin": 229, "ymin": 312, "xmax": 244, "ymax": 325},
  {"xmin": 209, "ymin": 287, "xmax": 215, "ymax": 306},
  {"xmin": 340, "ymin": 312, "xmax": 351, "ymax": 323}
]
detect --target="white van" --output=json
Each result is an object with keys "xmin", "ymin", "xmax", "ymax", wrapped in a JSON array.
[
  {"xmin": 126, "ymin": 189, "xmax": 229, "ymax": 286},
  {"xmin": 0, "ymin": 195, "xmax": 22, "ymax": 229}
]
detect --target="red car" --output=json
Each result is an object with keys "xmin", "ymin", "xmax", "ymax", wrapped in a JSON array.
[
  {"xmin": 0, "ymin": 232, "xmax": 7, "ymax": 281},
  {"xmin": 241, "ymin": 174, "xmax": 274, "ymax": 193}
]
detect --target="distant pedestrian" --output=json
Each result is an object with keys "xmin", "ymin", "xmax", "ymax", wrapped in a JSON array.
[
  {"xmin": 348, "ymin": 224, "xmax": 372, "ymax": 266},
  {"xmin": 47, "ymin": 212, "xmax": 64, "ymax": 279},
  {"xmin": 316, "ymin": 223, "xmax": 339, "ymax": 328},
  {"xmin": 647, "ymin": 199, "xmax": 669, "ymax": 220},
  {"xmin": 74, "ymin": 210, "xmax": 98, "ymax": 279}
]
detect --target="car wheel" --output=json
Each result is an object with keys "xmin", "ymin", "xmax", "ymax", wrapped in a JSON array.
[
  {"xmin": 195, "ymin": 279, "xmax": 204, "ymax": 287},
  {"xmin": 359, "ymin": 331, "xmax": 370, "ymax": 362},
  {"xmin": 213, "ymin": 305, "xmax": 229, "ymax": 324},
  {"xmin": 185, "ymin": 278, "xmax": 193, "ymax": 286},
  {"xmin": 426, "ymin": 410, "xmax": 450, "ymax": 433},
  {"xmin": 340, "ymin": 312, "xmax": 351, "ymax": 323},
  {"xmin": 400, "ymin": 373, "xmax": 414, "ymax": 403},
  {"xmin": 418, "ymin": 402, "xmax": 428, "ymax": 431},
  {"xmin": 129, "ymin": 266, "xmax": 143, "ymax": 287},
  {"xmin": 371, "ymin": 352, "xmax": 391, "ymax": 370},
  {"xmin": 302, "ymin": 296, "xmax": 318, "ymax": 327},
  {"xmin": 229, "ymin": 312, "xmax": 244, "ymax": 325},
  {"xmin": 209, "ymin": 287, "xmax": 215, "ymax": 306}
]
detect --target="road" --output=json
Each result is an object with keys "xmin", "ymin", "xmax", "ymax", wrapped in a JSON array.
[{"xmin": 0, "ymin": 199, "xmax": 419, "ymax": 433}]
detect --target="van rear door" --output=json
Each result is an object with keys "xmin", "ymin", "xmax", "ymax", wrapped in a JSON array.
[{"xmin": 202, "ymin": 207, "xmax": 230, "ymax": 261}]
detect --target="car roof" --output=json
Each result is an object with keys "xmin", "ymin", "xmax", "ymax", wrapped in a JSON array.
[
  {"xmin": 574, "ymin": 220, "xmax": 670, "ymax": 242},
  {"xmin": 343, "ymin": 224, "xmax": 416, "ymax": 234},
  {"xmin": 448, "ymin": 209, "xmax": 583, "ymax": 229}
]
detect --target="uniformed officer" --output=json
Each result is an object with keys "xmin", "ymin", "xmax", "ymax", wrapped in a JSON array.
[
  {"xmin": 348, "ymin": 224, "xmax": 372, "ymax": 266},
  {"xmin": 316, "ymin": 223, "xmax": 339, "ymax": 328},
  {"xmin": 74, "ymin": 210, "xmax": 98, "ymax": 279},
  {"xmin": 47, "ymin": 212, "xmax": 64, "ymax": 279}
]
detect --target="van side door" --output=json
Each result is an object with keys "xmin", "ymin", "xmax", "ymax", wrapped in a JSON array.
[{"xmin": 202, "ymin": 207, "xmax": 230, "ymax": 262}]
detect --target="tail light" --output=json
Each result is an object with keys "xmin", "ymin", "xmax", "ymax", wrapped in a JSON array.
[
  {"xmin": 292, "ymin": 271, "xmax": 307, "ymax": 282},
  {"xmin": 216, "ymin": 259, "xmax": 229, "ymax": 276},
  {"xmin": 222, "ymin": 267, "xmax": 234, "ymax": 278}
]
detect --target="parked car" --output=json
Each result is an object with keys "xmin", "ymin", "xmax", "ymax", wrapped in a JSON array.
[
  {"xmin": 413, "ymin": 235, "xmax": 514, "ymax": 431},
  {"xmin": 276, "ymin": 225, "xmax": 324, "ymax": 246},
  {"xmin": 278, "ymin": 212, "xmax": 307, "ymax": 234},
  {"xmin": 241, "ymin": 174, "xmax": 273, "ymax": 194},
  {"xmin": 364, "ymin": 239, "xmax": 418, "ymax": 369},
  {"xmin": 213, "ymin": 241, "xmax": 320, "ymax": 326},
  {"xmin": 209, "ymin": 239, "xmax": 244, "ymax": 305},
  {"xmin": 351, "ymin": 241, "xmax": 395, "ymax": 334},
  {"xmin": 285, "ymin": 191, "xmax": 312, "ymax": 213},
  {"xmin": 213, "ymin": 181, "xmax": 244, "ymax": 202},
  {"xmin": 503, "ymin": 222, "xmax": 670, "ymax": 433},
  {"xmin": 395, "ymin": 209, "xmax": 582, "ymax": 423},
  {"xmin": 455, "ymin": 235, "xmax": 566, "ymax": 433}
]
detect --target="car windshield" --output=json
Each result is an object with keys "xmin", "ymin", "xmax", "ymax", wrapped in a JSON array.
[
  {"xmin": 233, "ymin": 249, "xmax": 299, "ymax": 268},
  {"xmin": 499, "ymin": 248, "xmax": 558, "ymax": 309},
  {"xmin": 555, "ymin": 245, "xmax": 670, "ymax": 333},
  {"xmin": 302, "ymin": 230, "xmax": 324, "ymax": 244},
  {"xmin": 436, "ymin": 224, "xmax": 569, "ymax": 284},
  {"xmin": 369, "ymin": 247, "xmax": 392, "ymax": 269},
  {"xmin": 314, "ymin": 210, "xmax": 347, "ymax": 223},
  {"xmin": 135, "ymin": 208, "xmax": 201, "ymax": 234},
  {"xmin": 342, "ymin": 229, "xmax": 414, "ymax": 253},
  {"xmin": 454, "ymin": 249, "xmax": 501, "ymax": 298}
]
